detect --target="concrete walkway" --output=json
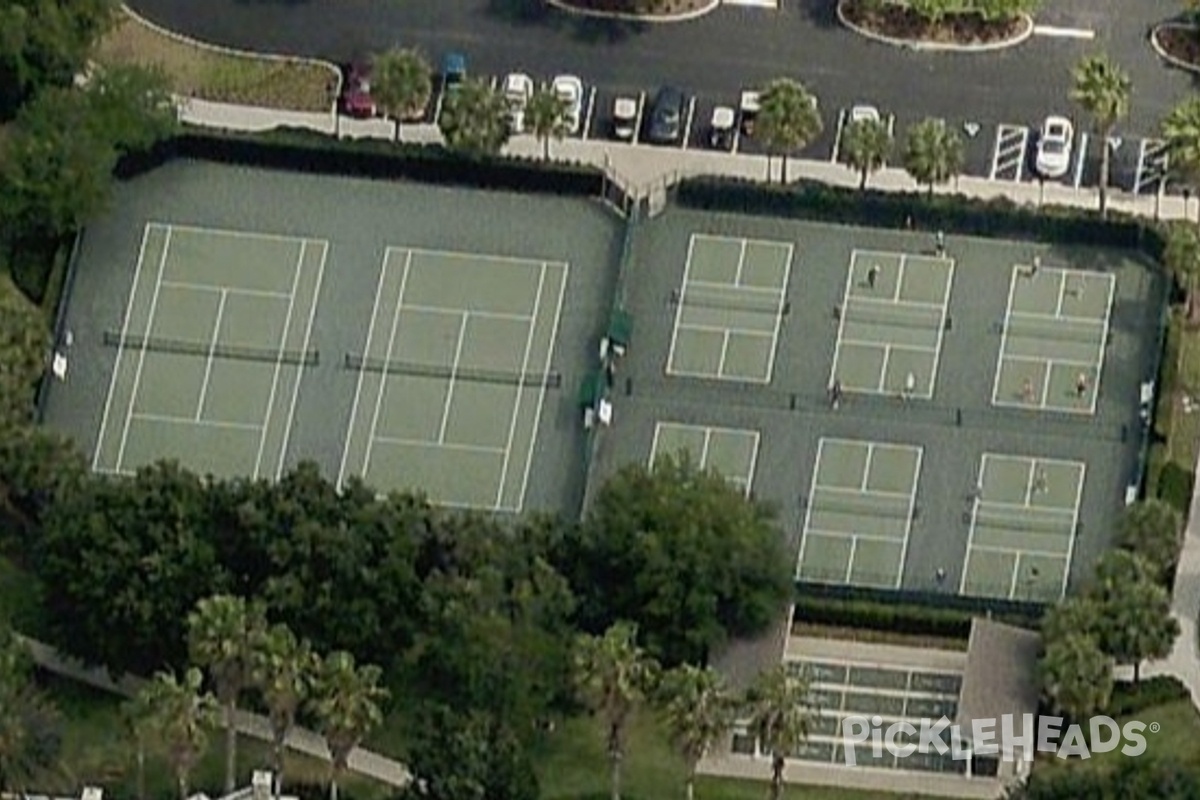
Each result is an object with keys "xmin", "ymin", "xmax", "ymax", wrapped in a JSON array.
[{"xmin": 17, "ymin": 634, "xmax": 413, "ymax": 790}]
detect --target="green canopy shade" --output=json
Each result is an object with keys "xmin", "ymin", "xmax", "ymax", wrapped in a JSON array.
[
  {"xmin": 578, "ymin": 369, "xmax": 604, "ymax": 408},
  {"xmin": 607, "ymin": 308, "xmax": 633, "ymax": 348}
]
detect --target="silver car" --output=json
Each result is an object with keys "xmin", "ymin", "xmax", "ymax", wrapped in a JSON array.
[
  {"xmin": 552, "ymin": 74, "xmax": 584, "ymax": 135},
  {"xmin": 1036, "ymin": 116, "xmax": 1074, "ymax": 179},
  {"xmin": 503, "ymin": 72, "xmax": 534, "ymax": 133}
]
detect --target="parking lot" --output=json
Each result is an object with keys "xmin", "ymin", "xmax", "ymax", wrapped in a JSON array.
[{"xmin": 348, "ymin": 64, "xmax": 1183, "ymax": 200}]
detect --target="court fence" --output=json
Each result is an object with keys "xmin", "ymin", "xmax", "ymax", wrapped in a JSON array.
[{"xmin": 35, "ymin": 229, "xmax": 87, "ymax": 423}]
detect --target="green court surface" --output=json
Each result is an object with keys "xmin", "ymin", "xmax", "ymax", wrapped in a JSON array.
[
  {"xmin": 992, "ymin": 265, "xmax": 1114, "ymax": 414},
  {"xmin": 666, "ymin": 233, "xmax": 792, "ymax": 383},
  {"xmin": 830, "ymin": 250, "xmax": 954, "ymax": 399},
  {"xmin": 93, "ymin": 223, "xmax": 327, "ymax": 479},
  {"xmin": 338, "ymin": 247, "xmax": 568, "ymax": 511},
  {"xmin": 960, "ymin": 453, "xmax": 1084, "ymax": 602},
  {"xmin": 796, "ymin": 438, "xmax": 922, "ymax": 589},
  {"xmin": 648, "ymin": 421, "xmax": 759, "ymax": 495}
]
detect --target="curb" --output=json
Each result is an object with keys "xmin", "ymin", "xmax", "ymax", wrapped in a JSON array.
[
  {"xmin": 544, "ymin": 0, "xmax": 720, "ymax": 23},
  {"xmin": 118, "ymin": 3, "xmax": 342, "ymax": 115},
  {"xmin": 836, "ymin": 0, "xmax": 1034, "ymax": 53},
  {"xmin": 1150, "ymin": 22, "xmax": 1200, "ymax": 74}
]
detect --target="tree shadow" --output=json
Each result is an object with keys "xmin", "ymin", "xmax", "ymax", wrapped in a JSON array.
[
  {"xmin": 790, "ymin": 0, "xmax": 840, "ymax": 30},
  {"xmin": 484, "ymin": 0, "xmax": 648, "ymax": 42}
]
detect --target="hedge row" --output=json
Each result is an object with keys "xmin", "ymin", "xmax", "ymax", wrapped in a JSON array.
[
  {"xmin": 675, "ymin": 177, "xmax": 1166, "ymax": 256},
  {"xmin": 793, "ymin": 590, "xmax": 1037, "ymax": 640},
  {"xmin": 116, "ymin": 126, "xmax": 603, "ymax": 197},
  {"xmin": 1107, "ymin": 675, "xmax": 1191, "ymax": 717}
]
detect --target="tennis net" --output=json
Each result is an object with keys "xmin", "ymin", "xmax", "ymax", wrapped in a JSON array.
[
  {"xmin": 671, "ymin": 287, "xmax": 786, "ymax": 315},
  {"xmin": 810, "ymin": 489, "xmax": 911, "ymax": 518},
  {"xmin": 1006, "ymin": 316, "xmax": 1105, "ymax": 345},
  {"xmin": 974, "ymin": 505, "xmax": 1074, "ymax": 535},
  {"xmin": 846, "ymin": 301, "xmax": 942, "ymax": 330},
  {"xmin": 345, "ymin": 354, "xmax": 561, "ymax": 388},
  {"xmin": 103, "ymin": 331, "xmax": 318, "ymax": 366}
]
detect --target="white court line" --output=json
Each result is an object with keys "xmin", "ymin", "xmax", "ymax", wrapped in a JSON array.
[
  {"xmin": 990, "ymin": 266, "xmax": 1021, "ymax": 406},
  {"xmin": 94, "ymin": 224, "xmax": 155, "ymax": 472},
  {"xmin": 829, "ymin": 253, "xmax": 858, "ymax": 390},
  {"xmin": 876, "ymin": 345, "xmax": 892, "ymax": 393},
  {"xmin": 686, "ymin": 278, "xmax": 780, "ymax": 295},
  {"xmin": 959, "ymin": 455, "xmax": 987, "ymax": 594},
  {"xmin": 373, "ymin": 435, "xmax": 505, "ymax": 455},
  {"xmin": 1002, "ymin": 353, "xmax": 1097, "ymax": 370},
  {"xmin": 648, "ymin": 421, "xmax": 667, "ymax": 467},
  {"xmin": 361, "ymin": 251, "xmax": 413, "ymax": 478},
  {"xmin": 805, "ymin": 529, "xmax": 907, "ymax": 545},
  {"xmin": 160, "ymin": 280, "xmax": 292, "ymax": 300},
  {"xmin": 1009, "ymin": 308, "xmax": 1108, "ymax": 325},
  {"xmin": 849, "ymin": 294, "xmax": 943, "ymax": 310},
  {"xmin": 1060, "ymin": 463, "xmax": 1086, "ymax": 597},
  {"xmin": 275, "ymin": 240, "xmax": 327, "ymax": 480},
  {"xmin": 515, "ymin": 261, "xmax": 569, "ymax": 513},
  {"xmin": 694, "ymin": 232, "xmax": 795, "ymax": 254},
  {"xmin": 927, "ymin": 258, "xmax": 955, "ymax": 399},
  {"xmin": 979, "ymin": 498, "xmax": 1077, "ymax": 516},
  {"xmin": 678, "ymin": 321, "xmax": 775, "ymax": 339},
  {"xmin": 131, "ymin": 412, "xmax": 262, "ymax": 432},
  {"xmin": 734, "ymin": 239, "xmax": 748, "ymax": 287},
  {"xmin": 437, "ymin": 313, "xmax": 470, "ymax": 444},
  {"xmin": 743, "ymin": 429, "xmax": 761, "ymax": 496},
  {"xmin": 401, "ymin": 245, "xmax": 565, "ymax": 270},
  {"xmin": 716, "ymin": 331, "xmax": 732, "ymax": 378},
  {"xmin": 337, "ymin": 251, "xmax": 389, "ymax": 488},
  {"xmin": 860, "ymin": 442, "xmax": 875, "ymax": 491},
  {"xmin": 253, "ymin": 241, "xmax": 305, "ymax": 479},
  {"xmin": 840, "ymin": 338, "xmax": 939, "ymax": 355},
  {"xmin": 1088, "ymin": 274, "xmax": 1117, "ymax": 415},
  {"xmin": 814, "ymin": 484, "xmax": 912, "ymax": 500},
  {"xmin": 115, "ymin": 227, "xmax": 173, "ymax": 472},
  {"xmin": 1023, "ymin": 457, "xmax": 1037, "ymax": 505},
  {"xmin": 1008, "ymin": 554, "xmax": 1025, "ymax": 599},
  {"xmin": 892, "ymin": 254, "xmax": 907, "ymax": 303},
  {"xmin": 699, "ymin": 427, "xmax": 713, "ymax": 467},
  {"xmin": 155, "ymin": 222, "xmax": 315, "ymax": 245},
  {"xmin": 1038, "ymin": 359, "xmax": 1054, "ymax": 409},
  {"xmin": 896, "ymin": 447, "xmax": 923, "ymax": 589},
  {"xmin": 844, "ymin": 537, "xmax": 858, "ymax": 583},
  {"xmin": 194, "ymin": 289, "xmax": 229, "ymax": 421},
  {"xmin": 494, "ymin": 262, "xmax": 547, "ymax": 509},
  {"xmin": 400, "ymin": 302, "xmax": 532, "ymax": 322},
  {"xmin": 763, "ymin": 243, "xmax": 793, "ymax": 384},
  {"xmin": 1053, "ymin": 270, "xmax": 1068, "ymax": 317},
  {"xmin": 971, "ymin": 544, "xmax": 1071, "ymax": 560},
  {"xmin": 795, "ymin": 438, "xmax": 828, "ymax": 579},
  {"xmin": 666, "ymin": 236, "xmax": 699, "ymax": 374}
]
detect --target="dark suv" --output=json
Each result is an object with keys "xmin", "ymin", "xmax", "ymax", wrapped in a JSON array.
[
  {"xmin": 339, "ymin": 61, "xmax": 376, "ymax": 118},
  {"xmin": 647, "ymin": 86, "xmax": 686, "ymax": 145}
]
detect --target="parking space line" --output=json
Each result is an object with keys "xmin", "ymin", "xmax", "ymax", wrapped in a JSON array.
[
  {"xmin": 1072, "ymin": 132, "xmax": 1089, "ymax": 189},
  {"xmin": 831, "ymin": 109, "xmax": 846, "ymax": 164},
  {"xmin": 989, "ymin": 124, "xmax": 1029, "ymax": 182},
  {"xmin": 581, "ymin": 86, "xmax": 596, "ymax": 140},
  {"xmin": 632, "ymin": 91, "xmax": 645, "ymax": 145},
  {"xmin": 681, "ymin": 96, "xmax": 696, "ymax": 150},
  {"xmin": 1134, "ymin": 138, "xmax": 1169, "ymax": 196}
]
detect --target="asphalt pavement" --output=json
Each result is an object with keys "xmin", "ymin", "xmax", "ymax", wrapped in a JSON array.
[{"xmin": 132, "ymin": 0, "xmax": 1194, "ymax": 169}]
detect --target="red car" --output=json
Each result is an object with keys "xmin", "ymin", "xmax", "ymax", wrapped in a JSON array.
[{"xmin": 340, "ymin": 61, "xmax": 376, "ymax": 118}]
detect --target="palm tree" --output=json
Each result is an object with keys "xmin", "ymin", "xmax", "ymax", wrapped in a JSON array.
[
  {"xmin": 840, "ymin": 117, "xmax": 892, "ymax": 189},
  {"xmin": 370, "ymin": 48, "xmax": 432, "ymax": 140},
  {"xmin": 526, "ymin": 86, "xmax": 571, "ymax": 160},
  {"xmin": 1038, "ymin": 633, "xmax": 1113, "ymax": 722},
  {"xmin": 136, "ymin": 668, "xmax": 219, "ymax": 800},
  {"xmin": 574, "ymin": 621, "xmax": 659, "ymax": 800},
  {"xmin": 743, "ymin": 665, "xmax": 816, "ymax": 800},
  {"xmin": 1164, "ymin": 221, "xmax": 1200, "ymax": 324},
  {"xmin": 308, "ymin": 651, "xmax": 389, "ymax": 800},
  {"xmin": 1164, "ymin": 97, "xmax": 1200, "ymax": 216},
  {"xmin": 187, "ymin": 594, "xmax": 268, "ymax": 794},
  {"xmin": 438, "ymin": 77, "xmax": 512, "ymax": 157},
  {"xmin": 655, "ymin": 664, "xmax": 737, "ymax": 800},
  {"xmin": 122, "ymin": 691, "xmax": 158, "ymax": 800},
  {"xmin": 902, "ymin": 117, "xmax": 965, "ymax": 197},
  {"xmin": 1070, "ymin": 54, "xmax": 1131, "ymax": 217},
  {"xmin": 754, "ymin": 79, "xmax": 823, "ymax": 183},
  {"xmin": 252, "ymin": 623, "xmax": 314, "ymax": 797}
]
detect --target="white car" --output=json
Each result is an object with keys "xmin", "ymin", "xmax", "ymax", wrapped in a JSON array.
[
  {"xmin": 552, "ymin": 74, "xmax": 584, "ymax": 135},
  {"xmin": 849, "ymin": 104, "xmax": 880, "ymax": 125},
  {"xmin": 503, "ymin": 72, "xmax": 534, "ymax": 133},
  {"xmin": 1036, "ymin": 115, "xmax": 1074, "ymax": 179},
  {"xmin": 613, "ymin": 96, "xmax": 638, "ymax": 140}
]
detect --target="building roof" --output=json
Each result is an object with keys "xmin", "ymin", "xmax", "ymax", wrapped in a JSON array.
[{"xmin": 955, "ymin": 617, "xmax": 1041, "ymax": 742}]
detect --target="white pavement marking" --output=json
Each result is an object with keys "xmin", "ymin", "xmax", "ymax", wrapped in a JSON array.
[
  {"xmin": 161, "ymin": 222, "xmax": 311, "ymax": 245},
  {"xmin": 1023, "ymin": 457, "xmax": 1037, "ymax": 505},
  {"xmin": 1135, "ymin": 138, "xmax": 1170, "ymax": 195},
  {"xmin": 959, "ymin": 459, "xmax": 987, "ymax": 593},
  {"xmin": 716, "ymin": 330, "xmax": 732, "ymax": 377},
  {"xmin": 699, "ymin": 427, "xmax": 713, "ymax": 468},
  {"xmin": 897, "ymin": 447, "xmax": 923, "ymax": 589},
  {"xmin": 253, "ymin": 240, "xmax": 304, "ymax": 479},
  {"xmin": 763, "ymin": 242, "xmax": 793, "ymax": 383},
  {"xmin": 734, "ymin": 238, "xmax": 748, "ymax": 286},
  {"xmin": 362, "ymin": 251, "xmax": 412, "ymax": 477},
  {"xmin": 679, "ymin": 321, "xmax": 774, "ymax": 338},
  {"xmin": 927, "ymin": 259, "xmax": 955, "ymax": 400},
  {"xmin": 891, "ymin": 253, "xmax": 907, "ymax": 303},
  {"xmin": 990, "ymin": 266, "xmax": 1021, "ymax": 405},
  {"xmin": 94, "ymin": 223, "xmax": 155, "ymax": 472},
  {"xmin": 743, "ymin": 429, "xmax": 761, "ymax": 495},
  {"xmin": 860, "ymin": 442, "xmax": 875, "ymax": 491},
  {"xmin": 1054, "ymin": 269, "xmax": 1068, "ymax": 316},
  {"xmin": 373, "ymin": 436, "xmax": 505, "ymax": 455},
  {"xmin": 796, "ymin": 438, "xmax": 828, "ymax": 579},
  {"xmin": 666, "ymin": 235, "xmax": 699, "ymax": 374},
  {"xmin": 1072, "ymin": 132, "xmax": 1089, "ymax": 190},
  {"xmin": 721, "ymin": 0, "xmax": 778, "ymax": 7},
  {"xmin": 632, "ymin": 92, "xmax": 645, "ymax": 145},
  {"xmin": 1060, "ymin": 463, "xmax": 1087, "ymax": 598},
  {"xmin": 132, "ymin": 412, "xmax": 262, "ymax": 432},
  {"xmin": 830, "ymin": 109, "xmax": 846, "ymax": 164},
  {"xmin": 989, "ymin": 124, "xmax": 1029, "ymax": 182},
  {"xmin": 338, "ymin": 251, "xmax": 390, "ymax": 488},
  {"xmin": 841, "ymin": 337, "xmax": 937, "ymax": 354},
  {"xmin": 681, "ymin": 96, "xmax": 697, "ymax": 150},
  {"xmin": 495, "ymin": 263, "xmax": 546, "ymax": 508},
  {"xmin": 161, "ymin": 280, "xmax": 291, "ymax": 300},
  {"xmin": 515, "ymin": 262, "xmax": 568, "ymax": 513},
  {"xmin": 276, "ymin": 240, "xmax": 327, "ymax": 480},
  {"xmin": 1089, "ymin": 273, "xmax": 1117, "ymax": 414},
  {"xmin": 400, "ymin": 302, "xmax": 533, "ymax": 322},
  {"xmin": 194, "ymin": 289, "xmax": 229, "ymax": 421},
  {"xmin": 581, "ymin": 86, "xmax": 596, "ymax": 140},
  {"xmin": 115, "ymin": 227, "xmax": 173, "ymax": 473},
  {"xmin": 1032, "ymin": 24, "xmax": 1096, "ymax": 39},
  {"xmin": 877, "ymin": 345, "xmax": 892, "ymax": 392},
  {"xmin": 689, "ymin": 278, "xmax": 778, "ymax": 295},
  {"xmin": 437, "ymin": 313, "xmax": 471, "ymax": 444}
]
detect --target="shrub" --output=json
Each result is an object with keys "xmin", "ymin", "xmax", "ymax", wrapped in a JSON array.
[
  {"xmin": 1156, "ymin": 461, "xmax": 1194, "ymax": 515},
  {"xmin": 1106, "ymin": 675, "xmax": 1191, "ymax": 717}
]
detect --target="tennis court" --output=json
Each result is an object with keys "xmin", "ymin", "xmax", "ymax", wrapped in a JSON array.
[
  {"xmin": 92, "ymin": 222, "xmax": 327, "ymax": 479},
  {"xmin": 830, "ymin": 250, "xmax": 954, "ymax": 399},
  {"xmin": 337, "ymin": 246, "xmax": 568, "ymax": 511},
  {"xmin": 796, "ymin": 438, "xmax": 923, "ymax": 589},
  {"xmin": 992, "ymin": 265, "xmax": 1114, "ymax": 414},
  {"xmin": 666, "ymin": 233, "xmax": 793, "ymax": 383},
  {"xmin": 960, "ymin": 453, "xmax": 1084, "ymax": 602},
  {"xmin": 648, "ymin": 421, "xmax": 759, "ymax": 495}
]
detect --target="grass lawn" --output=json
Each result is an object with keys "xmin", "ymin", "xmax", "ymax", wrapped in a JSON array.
[
  {"xmin": 1167, "ymin": 314, "xmax": 1200, "ymax": 471},
  {"xmin": 535, "ymin": 713, "xmax": 911, "ymax": 800},
  {"xmin": 93, "ymin": 8, "xmax": 336, "ymax": 112},
  {"xmin": 32, "ymin": 674, "xmax": 391, "ymax": 800}
]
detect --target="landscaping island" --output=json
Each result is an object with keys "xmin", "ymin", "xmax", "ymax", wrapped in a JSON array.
[
  {"xmin": 548, "ymin": 0, "xmax": 717, "ymax": 20},
  {"xmin": 838, "ymin": 0, "xmax": 1033, "ymax": 50},
  {"xmin": 1153, "ymin": 23, "xmax": 1200, "ymax": 73}
]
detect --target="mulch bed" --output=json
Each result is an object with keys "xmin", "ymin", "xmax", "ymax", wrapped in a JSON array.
[
  {"xmin": 1156, "ymin": 25, "xmax": 1200, "ymax": 68},
  {"xmin": 554, "ymin": 0, "xmax": 709, "ymax": 14},
  {"xmin": 841, "ymin": 0, "xmax": 1025, "ymax": 45}
]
